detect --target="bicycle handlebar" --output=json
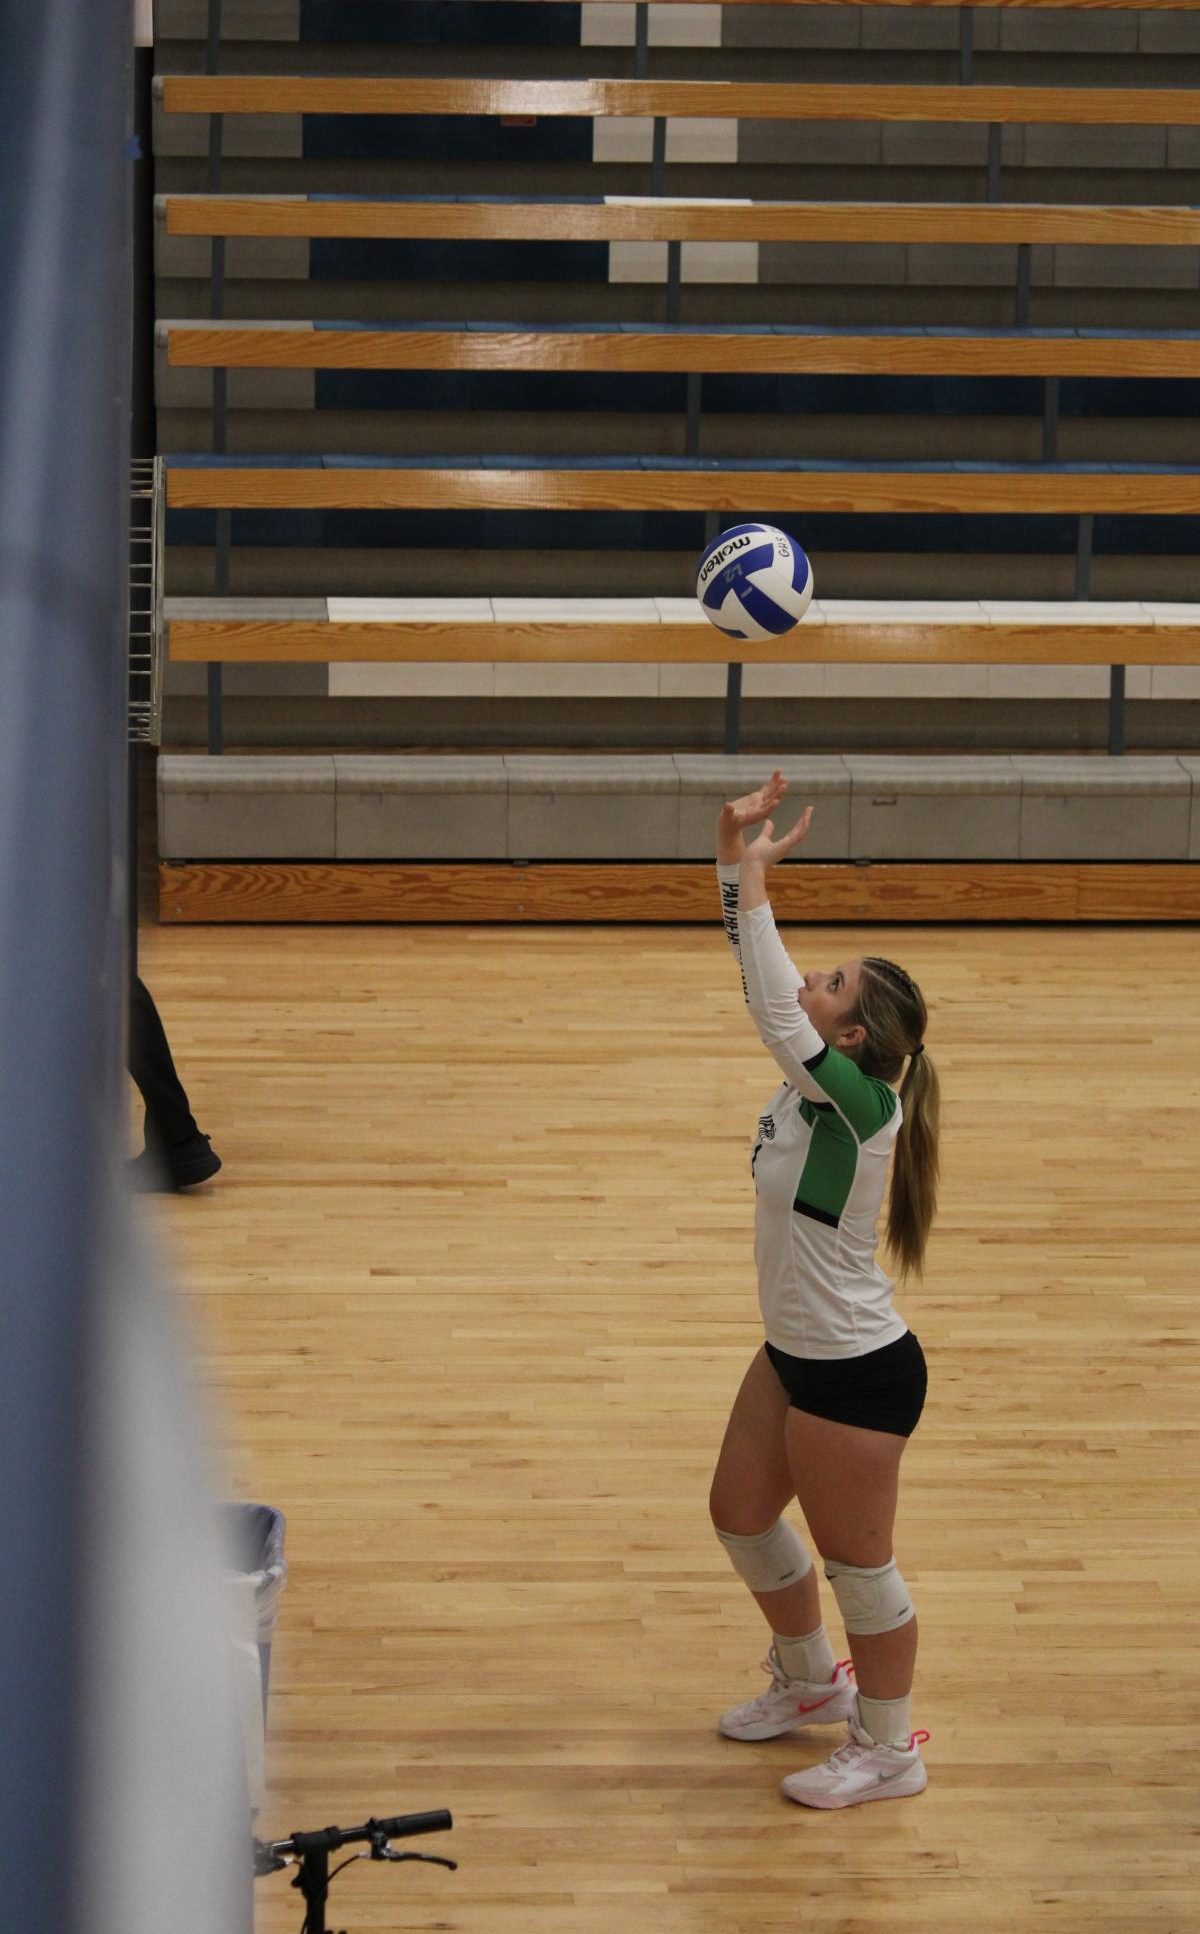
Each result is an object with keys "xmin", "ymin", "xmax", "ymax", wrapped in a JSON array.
[{"xmin": 267, "ymin": 1809, "xmax": 452, "ymax": 1860}]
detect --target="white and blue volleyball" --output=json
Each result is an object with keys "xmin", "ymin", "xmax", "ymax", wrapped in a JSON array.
[{"xmin": 695, "ymin": 523, "xmax": 813, "ymax": 641}]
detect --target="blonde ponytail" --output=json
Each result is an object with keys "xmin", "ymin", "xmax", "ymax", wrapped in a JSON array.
[
  {"xmin": 848, "ymin": 957, "xmax": 941, "ymax": 1278},
  {"xmin": 888, "ymin": 1046, "xmax": 940, "ymax": 1278}
]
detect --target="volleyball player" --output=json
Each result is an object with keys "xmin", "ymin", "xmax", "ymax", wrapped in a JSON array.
[{"xmin": 709, "ymin": 771, "xmax": 939, "ymax": 1809}]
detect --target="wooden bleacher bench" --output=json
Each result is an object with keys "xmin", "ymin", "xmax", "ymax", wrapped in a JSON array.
[
  {"xmin": 158, "ymin": 76, "xmax": 1200, "ymax": 127},
  {"xmin": 159, "ymin": 195, "xmax": 1200, "ymax": 251},
  {"xmin": 165, "ymin": 595, "xmax": 1200, "ymax": 669},
  {"xmin": 160, "ymin": 317, "xmax": 1200, "ymax": 382},
  {"xmin": 164, "ymin": 455, "xmax": 1200, "ymax": 517}
]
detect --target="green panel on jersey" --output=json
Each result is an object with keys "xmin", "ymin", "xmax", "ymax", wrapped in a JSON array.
[
  {"xmin": 805, "ymin": 1045, "xmax": 898, "ymax": 1145},
  {"xmin": 794, "ymin": 1104, "xmax": 859, "ymax": 1228}
]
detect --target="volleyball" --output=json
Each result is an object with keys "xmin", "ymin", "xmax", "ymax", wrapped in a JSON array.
[{"xmin": 695, "ymin": 523, "xmax": 814, "ymax": 641}]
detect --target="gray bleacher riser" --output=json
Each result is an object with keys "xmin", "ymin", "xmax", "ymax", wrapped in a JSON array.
[
  {"xmin": 676, "ymin": 755, "xmax": 851, "ymax": 860},
  {"xmin": 337, "ymin": 755, "xmax": 508, "ymax": 859},
  {"xmin": 1016, "ymin": 754, "xmax": 1192, "ymax": 860},
  {"xmin": 158, "ymin": 753, "xmax": 335, "ymax": 858},
  {"xmin": 846, "ymin": 756, "xmax": 1022, "ymax": 860},
  {"xmin": 157, "ymin": 753, "xmax": 1200, "ymax": 864},
  {"xmin": 506, "ymin": 755, "xmax": 679, "ymax": 859},
  {"xmin": 1181, "ymin": 757, "xmax": 1200, "ymax": 858}
]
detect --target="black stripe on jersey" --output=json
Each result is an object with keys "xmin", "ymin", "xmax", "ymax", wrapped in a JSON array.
[
  {"xmin": 793, "ymin": 1199, "xmax": 840, "ymax": 1229},
  {"xmin": 803, "ymin": 1043, "xmax": 830, "ymax": 1072}
]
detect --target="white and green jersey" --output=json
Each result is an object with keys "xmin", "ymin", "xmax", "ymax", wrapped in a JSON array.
[{"xmin": 718, "ymin": 864, "xmax": 906, "ymax": 1360}]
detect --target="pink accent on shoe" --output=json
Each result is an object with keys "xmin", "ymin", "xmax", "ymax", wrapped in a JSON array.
[
  {"xmin": 794, "ymin": 1688, "xmax": 840, "ymax": 1716},
  {"xmin": 909, "ymin": 1729, "xmax": 930, "ymax": 1750},
  {"xmin": 794, "ymin": 1659, "xmax": 857, "ymax": 1714}
]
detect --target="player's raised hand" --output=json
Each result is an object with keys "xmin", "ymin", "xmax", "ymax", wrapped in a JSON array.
[
  {"xmin": 743, "ymin": 805, "xmax": 814, "ymax": 868},
  {"xmin": 717, "ymin": 770, "xmax": 789, "ymax": 841}
]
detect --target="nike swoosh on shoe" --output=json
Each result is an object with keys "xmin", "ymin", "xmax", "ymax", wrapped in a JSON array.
[{"xmin": 794, "ymin": 1692, "xmax": 839, "ymax": 1715}]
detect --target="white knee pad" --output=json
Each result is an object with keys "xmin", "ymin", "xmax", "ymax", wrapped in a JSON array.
[
  {"xmin": 716, "ymin": 1519, "xmax": 812, "ymax": 1595},
  {"xmin": 824, "ymin": 1558, "xmax": 913, "ymax": 1635}
]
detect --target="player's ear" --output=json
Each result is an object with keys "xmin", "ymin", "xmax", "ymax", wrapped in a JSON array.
[{"xmin": 836, "ymin": 1022, "xmax": 866, "ymax": 1052}]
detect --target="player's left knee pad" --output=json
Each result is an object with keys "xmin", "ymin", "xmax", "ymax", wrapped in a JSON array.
[{"xmin": 824, "ymin": 1558, "xmax": 914, "ymax": 1635}]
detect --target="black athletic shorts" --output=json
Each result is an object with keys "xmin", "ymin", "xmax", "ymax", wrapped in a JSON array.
[{"xmin": 764, "ymin": 1331, "xmax": 928, "ymax": 1438}]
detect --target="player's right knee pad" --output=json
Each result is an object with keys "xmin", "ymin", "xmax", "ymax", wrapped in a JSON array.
[
  {"xmin": 715, "ymin": 1518, "xmax": 812, "ymax": 1595},
  {"xmin": 824, "ymin": 1558, "xmax": 914, "ymax": 1635}
]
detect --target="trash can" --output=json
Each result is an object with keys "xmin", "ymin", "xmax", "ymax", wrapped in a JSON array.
[{"xmin": 221, "ymin": 1502, "xmax": 286, "ymax": 1811}]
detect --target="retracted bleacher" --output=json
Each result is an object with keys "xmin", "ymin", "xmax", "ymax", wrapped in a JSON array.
[{"xmin": 151, "ymin": 1, "xmax": 1200, "ymax": 921}]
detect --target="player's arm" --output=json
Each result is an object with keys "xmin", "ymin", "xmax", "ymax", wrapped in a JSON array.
[
  {"xmin": 715, "ymin": 771, "xmax": 789, "ymax": 990},
  {"xmin": 736, "ymin": 839, "xmax": 828, "ymax": 1092},
  {"xmin": 734, "ymin": 810, "xmax": 892, "ymax": 1139}
]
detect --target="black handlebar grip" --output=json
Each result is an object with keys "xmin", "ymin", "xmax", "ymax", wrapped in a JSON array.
[{"xmin": 371, "ymin": 1809, "xmax": 452, "ymax": 1840}]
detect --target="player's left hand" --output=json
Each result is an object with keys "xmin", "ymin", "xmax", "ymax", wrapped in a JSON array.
[{"xmin": 743, "ymin": 805, "xmax": 813, "ymax": 867}]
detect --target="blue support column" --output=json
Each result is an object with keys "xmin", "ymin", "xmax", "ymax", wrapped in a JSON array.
[{"xmin": 0, "ymin": 11, "xmax": 131, "ymax": 1934}]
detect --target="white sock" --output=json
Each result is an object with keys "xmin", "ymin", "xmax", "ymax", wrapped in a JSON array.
[
  {"xmin": 773, "ymin": 1624, "xmax": 836, "ymax": 1686},
  {"xmin": 856, "ymin": 1691, "xmax": 913, "ymax": 1749}
]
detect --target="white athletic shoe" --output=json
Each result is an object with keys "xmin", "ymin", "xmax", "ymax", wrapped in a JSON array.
[
  {"xmin": 718, "ymin": 1650, "xmax": 857, "ymax": 1742},
  {"xmin": 780, "ymin": 1721, "xmax": 930, "ymax": 1809}
]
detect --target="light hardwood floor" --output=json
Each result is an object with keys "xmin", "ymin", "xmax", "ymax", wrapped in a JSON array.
[{"xmin": 134, "ymin": 916, "xmax": 1199, "ymax": 1934}]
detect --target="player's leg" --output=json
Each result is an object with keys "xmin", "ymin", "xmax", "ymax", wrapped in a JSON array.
[
  {"xmin": 787, "ymin": 1409, "xmax": 916, "ymax": 1709},
  {"xmin": 709, "ymin": 1348, "xmax": 855, "ymax": 1739},
  {"xmin": 128, "ymin": 974, "xmax": 221, "ymax": 1190},
  {"xmin": 780, "ymin": 1409, "xmax": 927, "ymax": 1806}
]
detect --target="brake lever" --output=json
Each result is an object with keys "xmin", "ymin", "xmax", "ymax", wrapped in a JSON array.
[{"xmin": 368, "ymin": 1835, "xmax": 456, "ymax": 1871}]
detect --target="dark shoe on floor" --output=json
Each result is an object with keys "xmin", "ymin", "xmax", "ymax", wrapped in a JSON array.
[
  {"xmin": 129, "ymin": 1133, "xmax": 221, "ymax": 1193},
  {"xmin": 169, "ymin": 1132, "xmax": 222, "ymax": 1189}
]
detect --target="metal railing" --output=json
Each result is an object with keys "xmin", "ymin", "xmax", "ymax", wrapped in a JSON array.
[{"xmin": 129, "ymin": 456, "xmax": 164, "ymax": 746}]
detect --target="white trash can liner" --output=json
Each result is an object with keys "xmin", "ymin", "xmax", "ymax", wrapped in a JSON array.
[{"xmin": 220, "ymin": 1504, "xmax": 287, "ymax": 1812}]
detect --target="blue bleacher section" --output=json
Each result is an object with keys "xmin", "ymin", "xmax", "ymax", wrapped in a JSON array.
[
  {"xmin": 303, "ymin": 116, "xmax": 592, "ymax": 163},
  {"xmin": 302, "ymin": 369, "xmax": 1200, "ymax": 419},
  {"xmin": 298, "ymin": 3, "xmax": 583, "ymax": 47},
  {"xmin": 310, "ymin": 239, "xmax": 608, "ymax": 282}
]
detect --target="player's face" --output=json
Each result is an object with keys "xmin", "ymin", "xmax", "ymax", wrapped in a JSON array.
[{"xmin": 797, "ymin": 959, "xmax": 862, "ymax": 1046}]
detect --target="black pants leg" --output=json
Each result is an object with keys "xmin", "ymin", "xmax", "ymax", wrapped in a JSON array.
[{"xmin": 128, "ymin": 973, "xmax": 199, "ymax": 1150}]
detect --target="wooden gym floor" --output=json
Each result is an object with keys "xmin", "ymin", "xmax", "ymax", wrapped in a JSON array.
[{"xmin": 134, "ymin": 916, "xmax": 1199, "ymax": 1934}]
